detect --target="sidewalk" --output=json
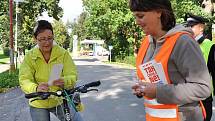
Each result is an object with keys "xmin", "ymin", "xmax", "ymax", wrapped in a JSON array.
[{"xmin": 0, "ymin": 63, "xmax": 10, "ymax": 73}]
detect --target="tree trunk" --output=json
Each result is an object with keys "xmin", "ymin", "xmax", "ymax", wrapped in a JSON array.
[{"xmin": 201, "ymin": 0, "xmax": 214, "ymax": 40}]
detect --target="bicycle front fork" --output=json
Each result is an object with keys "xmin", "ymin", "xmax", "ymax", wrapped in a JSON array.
[{"xmin": 63, "ymin": 99, "xmax": 72, "ymax": 121}]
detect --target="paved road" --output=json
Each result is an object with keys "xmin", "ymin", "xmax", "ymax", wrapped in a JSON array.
[
  {"xmin": 75, "ymin": 58, "xmax": 145, "ymax": 121},
  {"xmin": 0, "ymin": 57, "xmax": 215, "ymax": 121},
  {"xmin": 0, "ymin": 57, "xmax": 145, "ymax": 121}
]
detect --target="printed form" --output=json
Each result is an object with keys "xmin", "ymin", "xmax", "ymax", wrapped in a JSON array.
[{"xmin": 139, "ymin": 60, "xmax": 167, "ymax": 84}]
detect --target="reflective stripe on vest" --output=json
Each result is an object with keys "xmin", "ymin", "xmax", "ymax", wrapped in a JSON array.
[
  {"xmin": 144, "ymin": 98, "xmax": 162, "ymax": 105},
  {"xmin": 136, "ymin": 32, "xmax": 190, "ymax": 121},
  {"xmin": 145, "ymin": 107, "xmax": 177, "ymax": 118}
]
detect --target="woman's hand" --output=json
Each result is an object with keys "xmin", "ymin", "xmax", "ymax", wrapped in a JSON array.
[
  {"xmin": 132, "ymin": 82, "xmax": 157, "ymax": 99},
  {"xmin": 132, "ymin": 83, "xmax": 145, "ymax": 97},
  {"xmin": 37, "ymin": 83, "xmax": 49, "ymax": 92},
  {"xmin": 53, "ymin": 78, "xmax": 64, "ymax": 88},
  {"xmin": 140, "ymin": 82, "xmax": 157, "ymax": 99}
]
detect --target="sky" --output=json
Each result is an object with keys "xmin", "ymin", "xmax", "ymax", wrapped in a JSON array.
[
  {"xmin": 59, "ymin": 0, "xmax": 83, "ymax": 23},
  {"xmin": 39, "ymin": 0, "xmax": 83, "ymax": 23}
]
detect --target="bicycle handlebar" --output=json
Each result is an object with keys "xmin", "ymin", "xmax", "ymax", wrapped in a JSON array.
[
  {"xmin": 25, "ymin": 80, "xmax": 101, "ymax": 99},
  {"xmin": 85, "ymin": 81, "xmax": 101, "ymax": 88}
]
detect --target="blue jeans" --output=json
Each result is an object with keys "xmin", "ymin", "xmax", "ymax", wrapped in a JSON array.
[
  {"xmin": 30, "ymin": 104, "xmax": 65, "ymax": 121},
  {"xmin": 30, "ymin": 104, "xmax": 84, "ymax": 121}
]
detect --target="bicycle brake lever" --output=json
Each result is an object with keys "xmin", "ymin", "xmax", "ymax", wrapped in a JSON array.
[{"xmin": 87, "ymin": 89, "xmax": 98, "ymax": 92}]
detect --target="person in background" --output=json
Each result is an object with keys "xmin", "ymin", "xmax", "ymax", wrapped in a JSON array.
[
  {"xmin": 185, "ymin": 13, "xmax": 215, "ymax": 121},
  {"xmin": 129, "ymin": 0, "xmax": 212, "ymax": 121},
  {"xmin": 19, "ymin": 20, "xmax": 79, "ymax": 121}
]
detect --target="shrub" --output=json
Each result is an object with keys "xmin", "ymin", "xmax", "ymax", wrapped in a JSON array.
[
  {"xmin": 115, "ymin": 55, "xmax": 136, "ymax": 67},
  {"xmin": 3, "ymin": 47, "xmax": 10, "ymax": 56},
  {"xmin": 0, "ymin": 70, "xmax": 19, "ymax": 88}
]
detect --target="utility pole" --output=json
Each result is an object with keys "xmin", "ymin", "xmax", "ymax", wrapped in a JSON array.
[
  {"xmin": 15, "ymin": 1, "xmax": 18, "ymax": 69},
  {"xmin": 9, "ymin": 0, "xmax": 15, "ymax": 73},
  {"xmin": 14, "ymin": 0, "xmax": 24, "ymax": 68}
]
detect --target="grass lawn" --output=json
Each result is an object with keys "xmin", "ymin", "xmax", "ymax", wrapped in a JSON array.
[{"xmin": 0, "ymin": 50, "xmax": 9, "ymax": 64}]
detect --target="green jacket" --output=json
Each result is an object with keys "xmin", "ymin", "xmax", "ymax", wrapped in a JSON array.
[
  {"xmin": 199, "ymin": 39, "xmax": 215, "ymax": 95},
  {"xmin": 200, "ymin": 39, "xmax": 214, "ymax": 62},
  {"xmin": 19, "ymin": 45, "xmax": 77, "ymax": 108}
]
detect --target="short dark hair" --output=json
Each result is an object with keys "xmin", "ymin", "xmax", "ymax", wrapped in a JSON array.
[
  {"xmin": 33, "ymin": 20, "xmax": 53, "ymax": 38},
  {"xmin": 129, "ymin": 0, "xmax": 176, "ymax": 31}
]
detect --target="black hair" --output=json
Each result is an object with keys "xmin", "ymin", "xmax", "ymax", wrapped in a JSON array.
[
  {"xmin": 129, "ymin": 0, "xmax": 176, "ymax": 31},
  {"xmin": 33, "ymin": 20, "xmax": 53, "ymax": 38}
]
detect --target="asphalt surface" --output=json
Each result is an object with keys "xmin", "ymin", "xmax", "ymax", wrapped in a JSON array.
[
  {"xmin": 0, "ymin": 57, "xmax": 215, "ymax": 121},
  {"xmin": 0, "ymin": 57, "xmax": 144, "ymax": 121}
]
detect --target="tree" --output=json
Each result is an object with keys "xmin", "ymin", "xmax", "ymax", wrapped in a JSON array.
[
  {"xmin": 19, "ymin": 0, "xmax": 63, "ymax": 50},
  {"xmin": 0, "ymin": 15, "xmax": 10, "ymax": 48},
  {"xmin": 0, "ymin": 1, "xmax": 10, "ymax": 49},
  {"xmin": 201, "ymin": 0, "xmax": 215, "ymax": 40},
  {"xmin": 52, "ymin": 20, "xmax": 70, "ymax": 49},
  {"xmin": 80, "ymin": 0, "xmax": 141, "ymax": 59},
  {"xmin": 73, "ymin": 0, "xmax": 214, "ymax": 60},
  {"xmin": 70, "ymin": 12, "xmax": 88, "ymax": 42},
  {"xmin": 0, "ymin": 0, "xmax": 63, "ymax": 51}
]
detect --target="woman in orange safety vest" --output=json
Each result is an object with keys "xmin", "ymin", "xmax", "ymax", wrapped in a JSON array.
[{"xmin": 129, "ymin": 0, "xmax": 212, "ymax": 121}]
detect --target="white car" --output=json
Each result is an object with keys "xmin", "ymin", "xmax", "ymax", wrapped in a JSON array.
[{"xmin": 97, "ymin": 49, "xmax": 109, "ymax": 56}]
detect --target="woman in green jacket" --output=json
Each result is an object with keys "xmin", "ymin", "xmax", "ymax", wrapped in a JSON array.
[{"xmin": 19, "ymin": 20, "xmax": 78, "ymax": 121}]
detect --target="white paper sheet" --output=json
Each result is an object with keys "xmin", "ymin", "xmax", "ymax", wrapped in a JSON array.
[{"xmin": 48, "ymin": 64, "xmax": 63, "ymax": 86}]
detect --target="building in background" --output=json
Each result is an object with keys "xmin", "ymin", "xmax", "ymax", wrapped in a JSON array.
[{"xmin": 80, "ymin": 39, "xmax": 109, "ymax": 56}]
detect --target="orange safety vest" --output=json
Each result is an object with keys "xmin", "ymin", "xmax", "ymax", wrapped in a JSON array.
[{"xmin": 136, "ymin": 32, "xmax": 206, "ymax": 121}]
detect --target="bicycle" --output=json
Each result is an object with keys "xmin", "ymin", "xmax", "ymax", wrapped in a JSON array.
[{"xmin": 25, "ymin": 81, "xmax": 101, "ymax": 121}]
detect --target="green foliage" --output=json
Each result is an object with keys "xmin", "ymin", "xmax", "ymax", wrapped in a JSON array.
[
  {"xmin": 71, "ymin": 12, "xmax": 88, "ymax": 43},
  {"xmin": 0, "ymin": 1, "xmax": 8, "ymax": 16},
  {"xmin": 53, "ymin": 20, "xmax": 70, "ymax": 49},
  {"xmin": 3, "ymin": 47, "xmax": 10, "ymax": 56},
  {"xmin": 0, "ymin": 15, "xmax": 10, "ymax": 48},
  {"xmin": 72, "ymin": 0, "xmax": 215, "ymax": 61},
  {"xmin": 0, "ymin": 49, "xmax": 9, "ymax": 64},
  {"xmin": 115, "ymin": 55, "xmax": 136, "ymax": 67},
  {"xmin": 75, "ymin": 0, "xmax": 141, "ymax": 60},
  {"xmin": 0, "ymin": 0, "xmax": 63, "ymax": 51},
  {"xmin": 171, "ymin": 0, "xmax": 210, "ymax": 23},
  {"xmin": 0, "ymin": 70, "xmax": 19, "ymax": 88}
]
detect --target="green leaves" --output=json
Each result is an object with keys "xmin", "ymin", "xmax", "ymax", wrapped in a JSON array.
[
  {"xmin": 171, "ymin": 0, "xmax": 210, "ymax": 23},
  {"xmin": 0, "ymin": 15, "xmax": 10, "ymax": 46},
  {"xmin": 79, "ymin": 0, "xmax": 141, "ymax": 59},
  {"xmin": 0, "ymin": 70, "xmax": 19, "ymax": 88},
  {"xmin": 53, "ymin": 20, "xmax": 70, "ymax": 49},
  {"xmin": 0, "ymin": 0, "xmax": 63, "ymax": 50}
]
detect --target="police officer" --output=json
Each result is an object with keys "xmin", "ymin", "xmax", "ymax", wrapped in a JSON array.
[{"xmin": 185, "ymin": 13, "xmax": 215, "ymax": 121}]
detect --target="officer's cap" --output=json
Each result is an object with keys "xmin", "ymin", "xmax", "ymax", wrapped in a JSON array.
[{"xmin": 185, "ymin": 13, "xmax": 208, "ymax": 27}]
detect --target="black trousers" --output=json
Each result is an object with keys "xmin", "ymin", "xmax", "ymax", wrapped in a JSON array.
[{"xmin": 202, "ymin": 95, "xmax": 213, "ymax": 121}]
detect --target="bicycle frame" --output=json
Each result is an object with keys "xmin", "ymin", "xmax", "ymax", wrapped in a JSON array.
[{"xmin": 63, "ymin": 90, "xmax": 83, "ymax": 121}]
